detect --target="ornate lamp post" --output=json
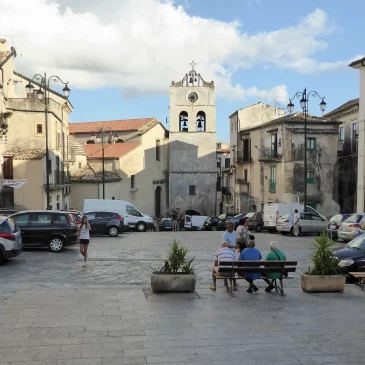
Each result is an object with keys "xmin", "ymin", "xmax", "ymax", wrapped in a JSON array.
[
  {"xmin": 25, "ymin": 74, "xmax": 70, "ymax": 210},
  {"xmin": 287, "ymin": 88, "xmax": 326, "ymax": 211},
  {"xmin": 91, "ymin": 127, "xmax": 119, "ymax": 199}
]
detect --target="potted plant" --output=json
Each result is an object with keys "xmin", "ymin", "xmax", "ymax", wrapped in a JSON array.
[
  {"xmin": 150, "ymin": 240, "xmax": 196, "ymax": 293},
  {"xmin": 301, "ymin": 233, "xmax": 346, "ymax": 293}
]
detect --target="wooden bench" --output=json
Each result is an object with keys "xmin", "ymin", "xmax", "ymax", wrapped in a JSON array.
[
  {"xmin": 214, "ymin": 260, "xmax": 297, "ymax": 297},
  {"xmin": 349, "ymin": 272, "xmax": 365, "ymax": 291}
]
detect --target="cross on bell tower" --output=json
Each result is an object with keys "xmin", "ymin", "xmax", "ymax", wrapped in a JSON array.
[{"xmin": 190, "ymin": 60, "xmax": 197, "ymax": 71}]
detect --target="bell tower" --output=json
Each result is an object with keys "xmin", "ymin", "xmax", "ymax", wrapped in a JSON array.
[{"xmin": 168, "ymin": 61, "xmax": 217, "ymax": 216}]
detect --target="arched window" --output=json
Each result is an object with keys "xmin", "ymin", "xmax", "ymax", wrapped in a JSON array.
[
  {"xmin": 196, "ymin": 111, "xmax": 206, "ymax": 132},
  {"xmin": 156, "ymin": 139, "xmax": 161, "ymax": 161},
  {"xmin": 179, "ymin": 111, "xmax": 188, "ymax": 132},
  {"xmin": 116, "ymin": 139, "xmax": 124, "ymax": 143},
  {"xmin": 86, "ymin": 140, "xmax": 95, "ymax": 144}
]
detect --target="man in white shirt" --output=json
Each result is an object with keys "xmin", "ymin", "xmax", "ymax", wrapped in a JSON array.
[
  {"xmin": 293, "ymin": 209, "xmax": 300, "ymax": 237},
  {"xmin": 222, "ymin": 221, "xmax": 237, "ymax": 253},
  {"xmin": 210, "ymin": 242, "xmax": 235, "ymax": 291}
]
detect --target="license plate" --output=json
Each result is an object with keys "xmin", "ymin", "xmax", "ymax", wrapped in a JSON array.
[{"xmin": 330, "ymin": 225, "xmax": 336, "ymax": 230}]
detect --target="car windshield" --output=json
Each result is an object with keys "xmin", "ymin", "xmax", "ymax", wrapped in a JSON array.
[
  {"xmin": 245, "ymin": 212, "xmax": 255, "ymax": 218},
  {"xmin": 346, "ymin": 234, "xmax": 365, "ymax": 250},
  {"xmin": 234, "ymin": 214, "xmax": 242, "ymax": 218},
  {"xmin": 344, "ymin": 214, "xmax": 362, "ymax": 224}
]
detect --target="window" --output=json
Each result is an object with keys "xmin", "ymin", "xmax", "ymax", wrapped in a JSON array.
[
  {"xmin": 189, "ymin": 185, "xmax": 196, "ymax": 195},
  {"xmin": 116, "ymin": 139, "xmax": 124, "ymax": 143},
  {"xmin": 57, "ymin": 203, "xmax": 60, "ymax": 210},
  {"xmin": 85, "ymin": 213, "xmax": 96, "ymax": 220},
  {"xmin": 307, "ymin": 213, "xmax": 323, "ymax": 221},
  {"xmin": 36, "ymin": 124, "xmax": 43, "ymax": 134},
  {"xmin": 179, "ymin": 111, "xmax": 188, "ymax": 132},
  {"xmin": 352, "ymin": 123, "xmax": 358, "ymax": 152},
  {"xmin": 271, "ymin": 133, "xmax": 278, "ymax": 158},
  {"xmin": 339, "ymin": 126, "xmax": 344, "ymax": 141},
  {"xmin": 217, "ymin": 176, "xmax": 222, "ymax": 191},
  {"xmin": 3, "ymin": 156, "xmax": 13, "ymax": 179},
  {"xmin": 269, "ymin": 166, "xmax": 276, "ymax": 192},
  {"xmin": 53, "ymin": 214, "xmax": 68, "ymax": 224},
  {"xmin": 196, "ymin": 111, "xmax": 206, "ymax": 132},
  {"xmin": 57, "ymin": 195, "xmax": 60, "ymax": 201},
  {"xmin": 306, "ymin": 170, "xmax": 315, "ymax": 183},
  {"xmin": 242, "ymin": 138, "xmax": 251, "ymax": 161},
  {"xmin": 131, "ymin": 175, "xmax": 135, "ymax": 189},
  {"xmin": 96, "ymin": 212, "xmax": 114, "ymax": 219},
  {"xmin": 244, "ymin": 169, "xmax": 248, "ymax": 183},
  {"xmin": 78, "ymin": 162, "xmax": 82, "ymax": 169},
  {"xmin": 156, "ymin": 140, "xmax": 161, "ymax": 161},
  {"xmin": 217, "ymin": 160, "xmax": 221, "ymax": 169},
  {"xmin": 47, "ymin": 157, "xmax": 52, "ymax": 174},
  {"xmin": 30, "ymin": 214, "xmax": 53, "ymax": 225},
  {"xmin": 224, "ymin": 158, "xmax": 230, "ymax": 169},
  {"xmin": 86, "ymin": 140, "xmax": 95, "ymax": 144},
  {"xmin": 306, "ymin": 138, "xmax": 316, "ymax": 151},
  {"xmin": 126, "ymin": 205, "xmax": 143, "ymax": 217},
  {"xmin": 12, "ymin": 214, "xmax": 31, "ymax": 227},
  {"xmin": 307, "ymin": 202, "xmax": 317, "ymax": 211}
]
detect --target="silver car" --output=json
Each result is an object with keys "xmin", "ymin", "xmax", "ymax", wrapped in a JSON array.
[
  {"xmin": 276, "ymin": 212, "xmax": 328, "ymax": 235},
  {"xmin": 338, "ymin": 213, "xmax": 365, "ymax": 242},
  {"xmin": 0, "ymin": 216, "xmax": 23, "ymax": 264}
]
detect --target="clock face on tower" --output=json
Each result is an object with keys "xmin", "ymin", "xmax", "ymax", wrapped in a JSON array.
[{"xmin": 187, "ymin": 92, "xmax": 198, "ymax": 103}]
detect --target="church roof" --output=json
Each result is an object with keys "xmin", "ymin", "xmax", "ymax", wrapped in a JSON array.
[
  {"xmin": 69, "ymin": 118, "xmax": 159, "ymax": 134},
  {"xmin": 323, "ymin": 98, "xmax": 359, "ymax": 118},
  {"xmin": 71, "ymin": 162, "xmax": 121, "ymax": 183},
  {"xmin": 85, "ymin": 142, "xmax": 140, "ymax": 159}
]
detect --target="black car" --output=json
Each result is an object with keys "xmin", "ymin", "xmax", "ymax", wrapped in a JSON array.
[
  {"xmin": 203, "ymin": 217, "xmax": 218, "ymax": 231},
  {"xmin": 326, "ymin": 213, "xmax": 351, "ymax": 240},
  {"xmin": 333, "ymin": 233, "xmax": 365, "ymax": 279},
  {"xmin": 84, "ymin": 211, "xmax": 124, "ymax": 236},
  {"xmin": 233, "ymin": 213, "xmax": 245, "ymax": 229},
  {"xmin": 217, "ymin": 213, "xmax": 238, "ymax": 231},
  {"xmin": 159, "ymin": 218, "xmax": 173, "ymax": 231},
  {"xmin": 10, "ymin": 210, "xmax": 78, "ymax": 253}
]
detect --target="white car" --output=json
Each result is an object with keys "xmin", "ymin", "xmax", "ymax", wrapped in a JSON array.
[
  {"xmin": 0, "ymin": 216, "xmax": 23, "ymax": 264},
  {"xmin": 276, "ymin": 212, "xmax": 328, "ymax": 236},
  {"xmin": 338, "ymin": 213, "xmax": 365, "ymax": 242}
]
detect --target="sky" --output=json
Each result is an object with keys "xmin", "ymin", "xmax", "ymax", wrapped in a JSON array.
[{"xmin": 0, "ymin": 0, "xmax": 364, "ymax": 142}]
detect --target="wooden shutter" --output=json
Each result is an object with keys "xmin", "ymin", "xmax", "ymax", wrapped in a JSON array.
[{"xmin": 3, "ymin": 157, "xmax": 13, "ymax": 180}]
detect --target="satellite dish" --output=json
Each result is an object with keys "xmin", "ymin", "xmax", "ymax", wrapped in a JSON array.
[{"xmin": 10, "ymin": 46, "xmax": 17, "ymax": 57}]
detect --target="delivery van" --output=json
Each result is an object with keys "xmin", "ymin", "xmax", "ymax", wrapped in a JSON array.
[
  {"xmin": 83, "ymin": 199, "xmax": 153, "ymax": 232},
  {"xmin": 184, "ymin": 215, "xmax": 209, "ymax": 230},
  {"xmin": 264, "ymin": 203, "xmax": 325, "ymax": 232}
]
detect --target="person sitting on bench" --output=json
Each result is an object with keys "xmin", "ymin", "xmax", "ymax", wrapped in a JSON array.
[
  {"xmin": 210, "ymin": 242, "xmax": 235, "ymax": 291},
  {"xmin": 264, "ymin": 241, "xmax": 287, "ymax": 292},
  {"xmin": 239, "ymin": 239, "xmax": 262, "ymax": 293}
]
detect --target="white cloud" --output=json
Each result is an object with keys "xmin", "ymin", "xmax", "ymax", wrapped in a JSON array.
[{"xmin": 0, "ymin": 0, "xmax": 351, "ymax": 102}]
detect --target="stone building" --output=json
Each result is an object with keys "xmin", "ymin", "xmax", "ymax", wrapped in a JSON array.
[
  {"xmin": 216, "ymin": 141, "xmax": 230, "ymax": 215},
  {"xmin": 168, "ymin": 62, "xmax": 217, "ymax": 216},
  {"xmin": 226, "ymin": 107, "xmax": 341, "ymax": 217},
  {"xmin": 324, "ymin": 98, "xmax": 359, "ymax": 213}
]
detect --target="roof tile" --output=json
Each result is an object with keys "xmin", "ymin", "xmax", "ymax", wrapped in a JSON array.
[
  {"xmin": 85, "ymin": 142, "xmax": 140, "ymax": 159},
  {"xmin": 323, "ymin": 98, "xmax": 359, "ymax": 118},
  {"xmin": 4, "ymin": 148, "xmax": 45, "ymax": 160},
  {"xmin": 71, "ymin": 162, "xmax": 121, "ymax": 182}
]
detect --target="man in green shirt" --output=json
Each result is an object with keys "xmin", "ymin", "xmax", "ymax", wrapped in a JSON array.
[{"xmin": 265, "ymin": 241, "xmax": 286, "ymax": 292}]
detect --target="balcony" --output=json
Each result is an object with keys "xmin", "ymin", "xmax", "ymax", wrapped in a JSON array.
[
  {"xmin": 64, "ymin": 148, "xmax": 76, "ymax": 163},
  {"xmin": 236, "ymin": 151, "xmax": 251, "ymax": 164},
  {"xmin": 235, "ymin": 181, "xmax": 249, "ymax": 195},
  {"xmin": 258, "ymin": 147, "xmax": 282, "ymax": 162},
  {"xmin": 44, "ymin": 170, "xmax": 70, "ymax": 189},
  {"xmin": 222, "ymin": 186, "xmax": 233, "ymax": 196}
]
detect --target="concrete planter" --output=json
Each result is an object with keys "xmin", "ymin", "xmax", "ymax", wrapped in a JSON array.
[
  {"xmin": 151, "ymin": 274, "xmax": 196, "ymax": 293},
  {"xmin": 301, "ymin": 273, "xmax": 346, "ymax": 293}
]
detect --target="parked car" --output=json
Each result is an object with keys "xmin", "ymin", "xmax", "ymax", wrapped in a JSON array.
[
  {"xmin": 245, "ymin": 212, "xmax": 264, "ymax": 232},
  {"xmin": 84, "ymin": 211, "xmax": 124, "ymax": 236},
  {"xmin": 326, "ymin": 214, "xmax": 351, "ymax": 241},
  {"xmin": 0, "ymin": 216, "xmax": 22, "ymax": 264},
  {"xmin": 9, "ymin": 210, "xmax": 78, "ymax": 252},
  {"xmin": 184, "ymin": 215, "xmax": 209, "ymax": 230},
  {"xmin": 0, "ymin": 209, "xmax": 17, "ymax": 217},
  {"xmin": 338, "ymin": 213, "xmax": 365, "ymax": 242},
  {"xmin": 203, "ymin": 217, "xmax": 218, "ymax": 231},
  {"xmin": 159, "ymin": 218, "xmax": 173, "ymax": 231},
  {"xmin": 232, "ymin": 213, "xmax": 245, "ymax": 229},
  {"xmin": 333, "ymin": 233, "xmax": 365, "ymax": 277},
  {"xmin": 217, "ymin": 213, "xmax": 238, "ymax": 231},
  {"xmin": 63, "ymin": 210, "xmax": 83, "ymax": 225},
  {"xmin": 276, "ymin": 212, "xmax": 328, "ymax": 236}
]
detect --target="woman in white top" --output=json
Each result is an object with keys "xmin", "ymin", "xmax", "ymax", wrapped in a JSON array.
[
  {"xmin": 78, "ymin": 215, "xmax": 91, "ymax": 266},
  {"xmin": 236, "ymin": 217, "xmax": 250, "ymax": 252}
]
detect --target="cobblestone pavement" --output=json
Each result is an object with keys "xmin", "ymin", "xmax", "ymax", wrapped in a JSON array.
[{"xmin": 1, "ymin": 231, "xmax": 364, "ymax": 365}]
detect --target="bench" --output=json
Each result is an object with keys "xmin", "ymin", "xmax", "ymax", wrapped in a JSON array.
[
  {"xmin": 214, "ymin": 260, "xmax": 297, "ymax": 297},
  {"xmin": 349, "ymin": 272, "xmax": 365, "ymax": 291}
]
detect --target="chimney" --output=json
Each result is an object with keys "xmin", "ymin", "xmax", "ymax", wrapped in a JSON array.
[{"xmin": 0, "ymin": 38, "xmax": 7, "ymax": 52}]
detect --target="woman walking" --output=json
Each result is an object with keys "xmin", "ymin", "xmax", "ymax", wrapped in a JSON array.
[
  {"xmin": 78, "ymin": 215, "xmax": 91, "ymax": 266},
  {"xmin": 236, "ymin": 217, "xmax": 250, "ymax": 252}
]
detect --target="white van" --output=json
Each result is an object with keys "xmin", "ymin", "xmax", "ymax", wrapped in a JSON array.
[
  {"xmin": 264, "ymin": 203, "xmax": 325, "ymax": 232},
  {"xmin": 83, "ymin": 199, "xmax": 153, "ymax": 232},
  {"xmin": 184, "ymin": 215, "xmax": 209, "ymax": 231}
]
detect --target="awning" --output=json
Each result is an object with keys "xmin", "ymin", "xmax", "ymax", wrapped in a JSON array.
[{"xmin": 1, "ymin": 179, "xmax": 27, "ymax": 188}]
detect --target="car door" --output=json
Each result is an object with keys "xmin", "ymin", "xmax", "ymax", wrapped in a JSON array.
[
  {"xmin": 28, "ymin": 213, "xmax": 53, "ymax": 245},
  {"xmin": 11, "ymin": 213, "xmax": 31, "ymax": 244},
  {"xmin": 309, "ymin": 213, "xmax": 327, "ymax": 233},
  {"xmin": 125, "ymin": 205, "xmax": 144, "ymax": 229},
  {"xmin": 85, "ymin": 212, "xmax": 97, "ymax": 233},
  {"xmin": 299, "ymin": 213, "xmax": 309, "ymax": 233}
]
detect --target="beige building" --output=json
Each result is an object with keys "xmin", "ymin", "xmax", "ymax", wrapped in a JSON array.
[
  {"xmin": 324, "ymin": 98, "xmax": 359, "ymax": 212},
  {"xmin": 226, "ymin": 106, "xmax": 340, "ymax": 217},
  {"xmin": 349, "ymin": 57, "xmax": 365, "ymax": 212},
  {"xmin": 168, "ymin": 63, "xmax": 217, "ymax": 216},
  {"xmin": 0, "ymin": 39, "xmax": 73, "ymax": 210},
  {"xmin": 69, "ymin": 118, "xmax": 168, "ymax": 216}
]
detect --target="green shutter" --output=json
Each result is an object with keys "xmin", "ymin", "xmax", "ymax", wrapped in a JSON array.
[
  {"xmin": 306, "ymin": 138, "xmax": 316, "ymax": 151},
  {"xmin": 270, "ymin": 166, "xmax": 276, "ymax": 192}
]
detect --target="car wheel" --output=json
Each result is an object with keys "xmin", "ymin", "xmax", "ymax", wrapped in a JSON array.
[
  {"xmin": 136, "ymin": 222, "xmax": 147, "ymax": 232},
  {"xmin": 108, "ymin": 226, "xmax": 119, "ymax": 237},
  {"xmin": 48, "ymin": 237, "xmax": 64, "ymax": 253},
  {"xmin": 255, "ymin": 225, "xmax": 262, "ymax": 233},
  {"xmin": 211, "ymin": 226, "xmax": 217, "ymax": 231}
]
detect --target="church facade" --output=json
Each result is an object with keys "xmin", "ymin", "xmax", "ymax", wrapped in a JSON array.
[{"xmin": 168, "ymin": 62, "xmax": 217, "ymax": 216}]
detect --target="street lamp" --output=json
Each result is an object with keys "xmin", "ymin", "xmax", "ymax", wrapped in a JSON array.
[
  {"xmin": 25, "ymin": 74, "xmax": 71, "ymax": 210},
  {"xmin": 91, "ymin": 127, "xmax": 119, "ymax": 199},
  {"xmin": 287, "ymin": 88, "xmax": 326, "ymax": 211}
]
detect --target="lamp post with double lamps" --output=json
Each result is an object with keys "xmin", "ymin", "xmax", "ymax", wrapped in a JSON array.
[
  {"xmin": 25, "ymin": 74, "xmax": 70, "ymax": 210},
  {"xmin": 91, "ymin": 127, "xmax": 119, "ymax": 199},
  {"xmin": 287, "ymin": 88, "xmax": 326, "ymax": 211}
]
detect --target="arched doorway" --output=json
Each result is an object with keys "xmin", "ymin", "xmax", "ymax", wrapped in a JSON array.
[
  {"xmin": 185, "ymin": 209, "xmax": 201, "ymax": 216},
  {"xmin": 155, "ymin": 186, "xmax": 162, "ymax": 217}
]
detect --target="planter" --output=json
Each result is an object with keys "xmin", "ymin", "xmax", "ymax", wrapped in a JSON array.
[
  {"xmin": 151, "ymin": 274, "xmax": 196, "ymax": 293},
  {"xmin": 301, "ymin": 273, "xmax": 346, "ymax": 293}
]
